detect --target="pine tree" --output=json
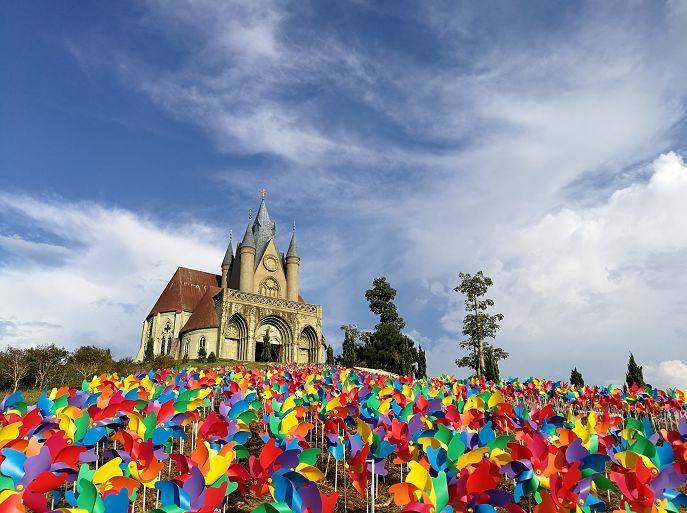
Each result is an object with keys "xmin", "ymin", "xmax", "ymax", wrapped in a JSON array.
[
  {"xmin": 454, "ymin": 271, "xmax": 507, "ymax": 377},
  {"xmin": 260, "ymin": 328, "xmax": 272, "ymax": 363},
  {"xmin": 626, "ymin": 353, "xmax": 645, "ymax": 387},
  {"xmin": 339, "ymin": 325, "xmax": 358, "ymax": 367},
  {"xmin": 358, "ymin": 277, "xmax": 418, "ymax": 375},
  {"xmin": 143, "ymin": 335, "xmax": 154, "ymax": 362},
  {"xmin": 326, "ymin": 344, "xmax": 334, "ymax": 365},
  {"xmin": 570, "ymin": 367, "xmax": 584, "ymax": 387}
]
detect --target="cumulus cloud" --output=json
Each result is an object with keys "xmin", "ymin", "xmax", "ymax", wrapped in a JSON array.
[
  {"xmin": 645, "ymin": 360, "xmax": 687, "ymax": 390},
  {"xmin": 0, "ymin": 193, "xmax": 222, "ymax": 355},
  {"xmin": 426, "ymin": 153, "xmax": 687, "ymax": 383}
]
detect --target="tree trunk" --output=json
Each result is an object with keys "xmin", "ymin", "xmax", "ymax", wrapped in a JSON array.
[{"xmin": 473, "ymin": 296, "xmax": 484, "ymax": 376}]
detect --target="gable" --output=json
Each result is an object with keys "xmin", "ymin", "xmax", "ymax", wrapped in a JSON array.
[{"xmin": 253, "ymin": 238, "xmax": 287, "ymax": 298}]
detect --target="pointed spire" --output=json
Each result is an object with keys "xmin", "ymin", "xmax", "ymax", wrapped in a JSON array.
[
  {"xmin": 287, "ymin": 223, "xmax": 299, "ymax": 258},
  {"xmin": 241, "ymin": 219, "xmax": 255, "ymax": 249},
  {"xmin": 222, "ymin": 231, "xmax": 234, "ymax": 267},
  {"xmin": 255, "ymin": 197, "xmax": 270, "ymax": 228},
  {"xmin": 252, "ymin": 189, "xmax": 276, "ymax": 264}
]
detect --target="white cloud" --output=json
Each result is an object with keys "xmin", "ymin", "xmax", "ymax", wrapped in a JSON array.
[
  {"xmin": 427, "ymin": 153, "xmax": 687, "ymax": 383},
  {"xmin": 645, "ymin": 360, "xmax": 687, "ymax": 390},
  {"xmin": 0, "ymin": 193, "xmax": 222, "ymax": 355}
]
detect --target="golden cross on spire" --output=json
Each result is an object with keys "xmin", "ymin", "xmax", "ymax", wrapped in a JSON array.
[{"xmin": 259, "ymin": 188, "xmax": 268, "ymax": 199}]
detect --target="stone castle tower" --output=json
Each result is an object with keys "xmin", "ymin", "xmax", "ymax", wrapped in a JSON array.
[{"xmin": 134, "ymin": 191, "xmax": 324, "ymax": 364}]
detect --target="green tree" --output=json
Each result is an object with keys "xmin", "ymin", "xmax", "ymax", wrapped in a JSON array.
[
  {"xmin": 260, "ymin": 328, "xmax": 272, "ymax": 362},
  {"xmin": 27, "ymin": 344, "xmax": 69, "ymax": 389},
  {"xmin": 483, "ymin": 346, "xmax": 501, "ymax": 382},
  {"xmin": 339, "ymin": 324, "xmax": 359, "ymax": 367},
  {"xmin": 365, "ymin": 277, "xmax": 405, "ymax": 330},
  {"xmin": 196, "ymin": 345, "xmax": 207, "ymax": 363},
  {"xmin": 69, "ymin": 345, "xmax": 113, "ymax": 381},
  {"xmin": 326, "ymin": 344, "xmax": 334, "ymax": 365},
  {"xmin": 454, "ymin": 271, "xmax": 507, "ymax": 377},
  {"xmin": 416, "ymin": 346, "xmax": 427, "ymax": 379},
  {"xmin": 207, "ymin": 351, "xmax": 217, "ymax": 363},
  {"xmin": 626, "ymin": 353, "xmax": 645, "ymax": 387},
  {"xmin": 359, "ymin": 277, "xmax": 418, "ymax": 375},
  {"xmin": 143, "ymin": 335, "xmax": 154, "ymax": 362},
  {"xmin": 113, "ymin": 357, "xmax": 137, "ymax": 377},
  {"xmin": 570, "ymin": 367, "xmax": 584, "ymax": 387},
  {"xmin": 0, "ymin": 347, "xmax": 30, "ymax": 392}
]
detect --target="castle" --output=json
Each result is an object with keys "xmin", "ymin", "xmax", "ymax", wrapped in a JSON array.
[{"xmin": 134, "ymin": 191, "xmax": 325, "ymax": 364}]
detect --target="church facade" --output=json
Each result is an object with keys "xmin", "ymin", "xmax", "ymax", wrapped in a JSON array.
[{"xmin": 134, "ymin": 193, "xmax": 325, "ymax": 364}]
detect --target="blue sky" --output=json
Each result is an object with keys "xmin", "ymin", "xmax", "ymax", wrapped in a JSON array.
[{"xmin": 2, "ymin": 1, "xmax": 687, "ymax": 387}]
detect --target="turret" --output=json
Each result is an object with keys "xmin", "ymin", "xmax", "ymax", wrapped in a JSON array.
[
  {"xmin": 285, "ymin": 225, "xmax": 300, "ymax": 302},
  {"xmin": 239, "ymin": 222, "xmax": 256, "ymax": 292},
  {"xmin": 221, "ymin": 232, "xmax": 234, "ymax": 289}
]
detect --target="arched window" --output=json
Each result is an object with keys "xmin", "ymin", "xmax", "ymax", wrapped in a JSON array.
[
  {"xmin": 184, "ymin": 339, "xmax": 189, "ymax": 358},
  {"xmin": 199, "ymin": 336, "xmax": 206, "ymax": 352},
  {"xmin": 259, "ymin": 277, "xmax": 280, "ymax": 297}
]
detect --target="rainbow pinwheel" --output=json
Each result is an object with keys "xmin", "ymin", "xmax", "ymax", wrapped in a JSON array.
[{"xmin": 0, "ymin": 364, "xmax": 684, "ymax": 513}]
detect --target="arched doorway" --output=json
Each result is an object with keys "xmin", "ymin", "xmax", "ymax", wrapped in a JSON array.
[
  {"xmin": 254, "ymin": 315, "xmax": 292, "ymax": 363},
  {"xmin": 298, "ymin": 325, "xmax": 318, "ymax": 364},
  {"xmin": 223, "ymin": 313, "xmax": 248, "ymax": 360}
]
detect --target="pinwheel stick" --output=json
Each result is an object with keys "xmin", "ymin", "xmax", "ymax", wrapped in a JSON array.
[
  {"xmin": 366, "ymin": 458, "xmax": 376, "ymax": 513},
  {"xmin": 343, "ymin": 441, "xmax": 348, "ymax": 513}
]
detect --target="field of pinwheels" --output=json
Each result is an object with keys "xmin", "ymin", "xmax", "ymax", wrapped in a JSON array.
[{"xmin": 0, "ymin": 365, "xmax": 686, "ymax": 513}]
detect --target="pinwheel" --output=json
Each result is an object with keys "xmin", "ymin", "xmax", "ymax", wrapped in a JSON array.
[
  {"xmin": 0, "ymin": 446, "xmax": 68, "ymax": 512},
  {"xmin": 0, "ymin": 363, "xmax": 685, "ymax": 513},
  {"xmin": 534, "ymin": 463, "xmax": 605, "ymax": 513},
  {"xmin": 155, "ymin": 466, "xmax": 229, "ymax": 513}
]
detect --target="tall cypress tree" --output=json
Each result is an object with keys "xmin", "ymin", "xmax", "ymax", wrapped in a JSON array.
[
  {"xmin": 340, "ymin": 325, "xmax": 358, "ymax": 367},
  {"xmin": 626, "ymin": 353, "xmax": 645, "ymax": 387},
  {"xmin": 570, "ymin": 367, "xmax": 584, "ymax": 387},
  {"xmin": 326, "ymin": 344, "xmax": 334, "ymax": 365},
  {"xmin": 143, "ymin": 335, "xmax": 154, "ymax": 362},
  {"xmin": 416, "ymin": 346, "xmax": 427, "ymax": 379},
  {"xmin": 483, "ymin": 346, "xmax": 500, "ymax": 382},
  {"xmin": 261, "ymin": 328, "xmax": 272, "ymax": 362}
]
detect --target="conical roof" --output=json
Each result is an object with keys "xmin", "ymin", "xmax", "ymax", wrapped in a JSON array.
[
  {"xmin": 286, "ymin": 229, "xmax": 299, "ymax": 258},
  {"xmin": 252, "ymin": 198, "xmax": 276, "ymax": 264},
  {"xmin": 222, "ymin": 238, "xmax": 234, "ymax": 267},
  {"xmin": 241, "ymin": 222, "xmax": 255, "ymax": 249}
]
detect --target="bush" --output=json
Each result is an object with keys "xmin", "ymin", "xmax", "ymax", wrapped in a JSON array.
[
  {"xmin": 113, "ymin": 357, "xmax": 137, "ymax": 376},
  {"xmin": 207, "ymin": 351, "xmax": 217, "ymax": 363},
  {"xmin": 152, "ymin": 355, "xmax": 177, "ymax": 370}
]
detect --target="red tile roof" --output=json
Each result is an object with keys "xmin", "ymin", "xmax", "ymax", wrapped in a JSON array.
[
  {"xmin": 179, "ymin": 287, "xmax": 221, "ymax": 335},
  {"xmin": 148, "ymin": 267, "xmax": 221, "ymax": 317}
]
